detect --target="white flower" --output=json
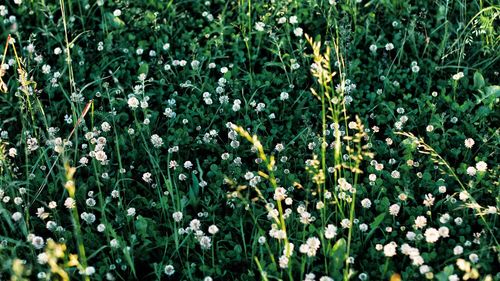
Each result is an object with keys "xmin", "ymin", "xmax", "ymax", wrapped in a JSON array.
[
  {"xmin": 164, "ymin": 264, "xmax": 175, "ymax": 276},
  {"xmin": 208, "ymin": 225, "xmax": 219, "ymax": 235},
  {"xmin": 101, "ymin": 122, "xmax": 111, "ymax": 132},
  {"xmin": 299, "ymin": 237, "xmax": 321, "ymax": 257},
  {"xmin": 464, "ymin": 138, "xmax": 475, "ymax": 148},
  {"xmin": 32, "ymin": 236, "xmax": 45, "ymax": 249},
  {"xmin": 452, "ymin": 72, "xmax": 464, "ymax": 81},
  {"xmin": 453, "ymin": 245, "xmax": 463, "ymax": 255},
  {"xmin": 414, "ymin": 216, "xmax": 427, "ymax": 229},
  {"xmin": 338, "ymin": 219, "xmax": 350, "ymax": 229},
  {"xmin": 151, "ymin": 134, "xmax": 163, "ymax": 148},
  {"xmin": 324, "ymin": 224, "xmax": 337, "ymax": 239},
  {"xmin": 361, "ymin": 198, "xmax": 371, "ymax": 208},
  {"xmin": 199, "ymin": 236, "xmax": 212, "ymax": 250},
  {"xmin": 12, "ymin": 212, "xmax": 22, "ymax": 221},
  {"xmin": 466, "ymin": 166, "xmax": 477, "ymax": 176},
  {"xmin": 172, "ymin": 211, "xmax": 183, "ymax": 222},
  {"xmin": 142, "ymin": 172, "xmax": 152, "ymax": 183},
  {"xmin": 8, "ymin": 148, "xmax": 17, "ymax": 157},
  {"xmin": 127, "ymin": 208, "xmax": 136, "ymax": 217},
  {"xmin": 280, "ymin": 92, "xmax": 289, "ymax": 101},
  {"xmin": 383, "ymin": 242, "xmax": 397, "ymax": 257},
  {"xmin": 469, "ymin": 253, "xmax": 479, "ymax": 263},
  {"xmin": 64, "ymin": 197, "xmax": 75, "ymax": 209},
  {"xmin": 438, "ymin": 226, "xmax": 449, "ymax": 238},
  {"xmin": 110, "ymin": 239, "xmax": 119, "ymax": 248},
  {"xmin": 279, "ymin": 255, "xmax": 289, "ymax": 268},
  {"xmin": 255, "ymin": 22, "xmax": 265, "ymax": 32},
  {"xmin": 293, "ymin": 27, "xmax": 303, "ymax": 37},
  {"xmin": 389, "ymin": 204, "xmax": 400, "ymax": 216},
  {"xmin": 289, "ymin": 16, "xmax": 298, "ymax": 24},
  {"xmin": 385, "ymin": 43, "xmax": 394, "ymax": 51},
  {"xmin": 475, "ymin": 161, "xmax": 487, "ymax": 172},
  {"xmin": 369, "ymin": 44, "xmax": 377, "ymax": 52},
  {"xmin": 424, "ymin": 227, "xmax": 440, "ymax": 243}
]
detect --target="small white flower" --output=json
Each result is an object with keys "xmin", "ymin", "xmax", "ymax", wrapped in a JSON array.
[
  {"xmin": 208, "ymin": 225, "xmax": 219, "ymax": 235},
  {"xmin": 385, "ymin": 43, "xmax": 394, "ymax": 51},
  {"xmin": 424, "ymin": 227, "xmax": 440, "ymax": 243},
  {"xmin": 475, "ymin": 161, "xmax": 487, "ymax": 172},
  {"xmin": 293, "ymin": 27, "xmax": 303, "ymax": 37},
  {"xmin": 383, "ymin": 242, "xmax": 397, "ymax": 257},
  {"xmin": 164, "ymin": 264, "xmax": 175, "ymax": 276},
  {"xmin": 464, "ymin": 138, "xmax": 475, "ymax": 148},
  {"xmin": 255, "ymin": 22, "xmax": 265, "ymax": 32}
]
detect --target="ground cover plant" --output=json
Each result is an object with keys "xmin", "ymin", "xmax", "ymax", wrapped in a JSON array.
[{"xmin": 0, "ymin": 0, "xmax": 499, "ymax": 280}]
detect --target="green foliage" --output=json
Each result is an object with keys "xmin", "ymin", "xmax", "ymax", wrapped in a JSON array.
[{"xmin": 0, "ymin": 0, "xmax": 498, "ymax": 280}]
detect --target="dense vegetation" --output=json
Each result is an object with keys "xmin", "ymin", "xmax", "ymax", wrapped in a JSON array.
[{"xmin": 0, "ymin": 0, "xmax": 498, "ymax": 280}]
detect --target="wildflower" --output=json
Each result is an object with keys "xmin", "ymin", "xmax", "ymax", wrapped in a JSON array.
[
  {"xmin": 424, "ymin": 228, "xmax": 440, "ymax": 243},
  {"xmin": 255, "ymin": 22, "xmax": 265, "ymax": 32},
  {"xmin": 423, "ymin": 193, "xmax": 435, "ymax": 207},
  {"xmin": 12, "ymin": 212, "xmax": 22, "ymax": 221},
  {"xmin": 101, "ymin": 122, "xmax": 111, "ymax": 132},
  {"xmin": 164, "ymin": 264, "xmax": 175, "ymax": 276},
  {"xmin": 414, "ymin": 216, "xmax": 427, "ymax": 229},
  {"xmin": 293, "ymin": 27, "xmax": 303, "ymax": 37},
  {"xmin": 64, "ymin": 197, "xmax": 76, "ymax": 209},
  {"xmin": 383, "ymin": 242, "xmax": 397, "ymax": 257},
  {"xmin": 172, "ymin": 212, "xmax": 183, "ymax": 222},
  {"xmin": 279, "ymin": 255, "xmax": 289, "ymax": 268},
  {"xmin": 475, "ymin": 161, "xmax": 487, "ymax": 172},
  {"xmin": 289, "ymin": 16, "xmax": 298, "ymax": 24},
  {"xmin": 199, "ymin": 236, "xmax": 212, "ymax": 250},
  {"xmin": 369, "ymin": 44, "xmax": 377, "ymax": 52},
  {"xmin": 469, "ymin": 253, "xmax": 479, "ymax": 263},
  {"xmin": 258, "ymin": 236, "xmax": 266, "ymax": 245},
  {"xmin": 340, "ymin": 219, "xmax": 351, "ymax": 229},
  {"xmin": 389, "ymin": 204, "xmax": 400, "ymax": 216},
  {"xmin": 385, "ymin": 43, "xmax": 394, "ymax": 51},
  {"xmin": 280, "ymin": 92, "xmax": 289, "ymax": 100},
  {"xmin": 464, "ymin": 138, "xmax": 475, "ymax": 148},
  {"xmin": 324, "ymin": 224, "xmax": 337, "ymax": 239},
  {"xmin": 127, "ymin": 208, "xmax": 136, "ymax": 217},
  {"xmin": 190, "ymin": 219, "xmax": 201, "ymax": 231},
  {"xmin": 142, "ymin": 172, "xmax": 152, "ymax": 183},
  {"xmin": 438, "ymin": 226, "xmax": 449, "ymax": 238},
  {"xmin": 8, "ymin": 148, "xmax": 16, "ymax": 157},
  {"xmin": 208, "ymin": 225, "xmax": 219, "ymax": 235},
  {"xmin": 151, "ymin": 134, "xmax": 163, "ymax": 148},
  {"xmin": 452, "ymin": 72, "xmax": 464, "ymax": 80},
  {"xmin": 466, "ymin": 166, "xmax": 477, "ymax": 176},
  {"xmin": 299, "ymin": 237, "xmax": 321, "ymax": 257},
  {"xmin": 32, "ymin": 236, "xmax": 45, "ymax": 249},
  {"xmin": 361, "ymin": 198, "xmax": 372, "ymax": 208}
]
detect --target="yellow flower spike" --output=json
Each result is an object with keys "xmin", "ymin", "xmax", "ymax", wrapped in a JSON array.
[
  {"xmin": 67, "ymin": 254, "xmax": 80, "ymax": 267},
  {"xmin": 64, "ymin": 162, "xmax": 76, "ymax": 180}
]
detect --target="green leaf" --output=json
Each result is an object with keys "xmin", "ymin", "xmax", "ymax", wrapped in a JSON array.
[
  {"xmin": 189, "ymin": 173, "xmax": 200, "ymax": 207},
  {"xmin": 138, "ymin": 63, "xmax": 149, "ymax": 76},
  {"xmin": 366, "ymin": 213, "xmax": 386, "ymax": 241},
  {"xmin": 435, "ymin": 265, "xmax": 454, "ymax": 281},
  {"xmin": 473, "ymin": 72, "xmax": 485, "ymax": 89},
  {"xmin": 331, "ymin": 238, "xmax": 346, "ymax": 272}
]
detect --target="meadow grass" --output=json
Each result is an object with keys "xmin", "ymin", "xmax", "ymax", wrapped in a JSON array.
[{"xmin": 0, "ymin": 0, "xmax": 499, "ymax": 280}]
